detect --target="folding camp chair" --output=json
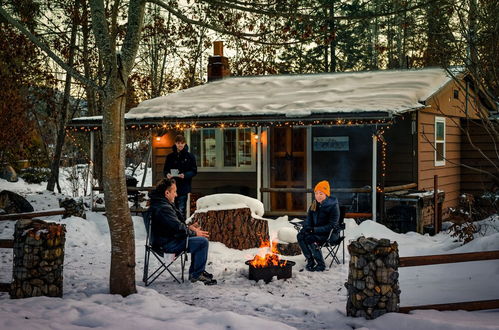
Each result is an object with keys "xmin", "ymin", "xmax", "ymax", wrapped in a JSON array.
[
  {"xmin": 322, "ymin": 206, "xmax": 346, "ymax": 267},
  {"xmin": 142, "ymin": 210, "xmax": 188, "ymax": 285}
]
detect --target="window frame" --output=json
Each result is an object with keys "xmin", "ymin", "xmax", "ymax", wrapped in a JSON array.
[
  {"xmin": 434, "ymin": 116, "xmax": 446, "ymax": 166},
  {"xmin": 186, "ymin": 127, "xmax": 256, "ymax": 172}
]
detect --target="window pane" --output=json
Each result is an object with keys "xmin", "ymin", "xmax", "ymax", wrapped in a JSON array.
[
  {"xmin": 203, "ymin": 129, "xmax": 216, "ymax": 167},
  {"xmin": 436, "ymin": 142, "xmax": 444, "ymax": 161},
  {"xmin": 436, "ymin": 121, "xmax": 445, "ymax": 141},
  {"xmin": 190, "ymin": 130, "xmax": 201, "ymax": 167},
  {"xmin": 237, "ymin": 129, "xmax": 252, "ymax": 167},
  {"xmin": 224, "ymin": 129, "xmax": 237, "ymax": 167}
]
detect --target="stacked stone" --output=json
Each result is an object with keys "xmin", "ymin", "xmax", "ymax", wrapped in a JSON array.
[
  {"xmin": 59, "ymin": 197, "xmax": 86, "ymax": 219},
  {"xmin": 345, "ymin": 236, "xmax": 400, "ymax": 319},
  {"xmin": 10, "ymin": 219, "xmax": 66, "ymax": 298}
]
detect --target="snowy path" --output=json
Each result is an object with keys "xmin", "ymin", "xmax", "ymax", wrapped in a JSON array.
[{"xmin": 1, "ymin": 189, "xmax": 499, "ymax": 329}]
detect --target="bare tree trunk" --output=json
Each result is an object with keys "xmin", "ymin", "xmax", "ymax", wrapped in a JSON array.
[
  {"xmin": 47, "ymin": 1, "xmax": 79, "ymax": 192},
  {"xmin": 102, "ymin": 85, "xmax": 136, "ymax": 296},
  {"xmin": 89, "ymin": 0, "xmax": 146, "ymax": 296}
]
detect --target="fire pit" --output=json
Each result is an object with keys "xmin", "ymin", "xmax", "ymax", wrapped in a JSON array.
[
  {"xmin": 245, "ymin": 260, "xmax": 296, "ymax": 283},
  {"xmin": 246, "ymin": 240, "xmax": 296, "ymax": 283}
]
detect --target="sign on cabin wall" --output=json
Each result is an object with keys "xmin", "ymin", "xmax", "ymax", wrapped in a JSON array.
[{"xmin": 313, "ymin": 136, "xmax": 349, "ymax": 151}]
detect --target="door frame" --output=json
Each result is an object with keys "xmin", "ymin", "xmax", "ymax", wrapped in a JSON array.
[{"xmin": 263, "ymin": 126, "xmax": 311, "ymax": 213}]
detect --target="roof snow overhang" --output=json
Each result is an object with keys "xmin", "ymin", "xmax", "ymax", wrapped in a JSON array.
[{"xmin": 68, "ymin": 67, "xmax": 454, "ymax": 131}]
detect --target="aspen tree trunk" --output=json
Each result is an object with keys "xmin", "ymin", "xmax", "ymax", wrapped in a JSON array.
[
  {"xmin": 89, "ymin": 0, "xmax": 146, "ymax": 296},
  {"xmin": 102, "ymin": 81, "xmax": 136, "ymax": 296}
]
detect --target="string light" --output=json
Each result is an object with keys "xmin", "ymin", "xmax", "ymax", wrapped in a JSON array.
[
  {"xmin": 67, "ymin": 118, "xmax": 394, "ymax": 132},
  {"xmin": 374, "ymin": 125, "xmax": 392, "ymax": 193}
]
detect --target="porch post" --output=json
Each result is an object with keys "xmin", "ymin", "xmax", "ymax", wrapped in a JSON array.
[
  {"xmin": 257, "ymin": 126, "xmax": 262, "ymax": 201},
  {"xmin": 89, "ymin": 131, "xmax": 95, "ymax": 211},
  {"xmin": 372, "ymin": 133, "xmax": 377, "ymax": 222}
]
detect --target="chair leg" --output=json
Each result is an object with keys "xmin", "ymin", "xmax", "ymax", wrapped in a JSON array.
[
  {"xmin": 342, "ymin": 238, "xmax": 345, "ymax": 264},
  {"xmin": 143, "ymin": 248, "xmax": 150, "ymax": 284}
]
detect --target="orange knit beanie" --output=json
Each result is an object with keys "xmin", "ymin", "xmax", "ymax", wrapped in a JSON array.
[{"xmin": 314, "ymin": 180, "xmax": 330, "ymax": 196}]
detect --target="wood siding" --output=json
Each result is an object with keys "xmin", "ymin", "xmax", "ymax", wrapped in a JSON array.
[
  {"xmin": 417, "ymin": 80, "xmax": 473, "ymax": 213},
  {"xmin": 152, "ymin": 131, "xmax": 176, "ymax": 184},
  {"xmin": 384, "ymin": 114, "xmax": 417, "ymax": 186},
  {"xmin": 461, "ymin": 119, "xmax": 498, "ymax": 195}
]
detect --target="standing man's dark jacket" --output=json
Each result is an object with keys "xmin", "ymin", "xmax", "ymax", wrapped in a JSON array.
[
  {"xmin": 163, "ymin": 144, "xmax": 197, "ymax": 196},
  {"xmin": 149, "ymin": 190, "xmax": 195, "ymax": 250},
  {"xmin": 303, "ymin": 196, "xmax": 340, "ymax": 242}
]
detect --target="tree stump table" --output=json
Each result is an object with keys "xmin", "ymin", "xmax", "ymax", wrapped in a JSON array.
[{"xmin": 193, "ymin": 207, "xmax": 269, "ymax": 250}]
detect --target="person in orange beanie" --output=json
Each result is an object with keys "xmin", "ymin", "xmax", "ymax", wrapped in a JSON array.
[{"xmin": 296, "ymin": 180, "xmax": 340, "ymax": 271}]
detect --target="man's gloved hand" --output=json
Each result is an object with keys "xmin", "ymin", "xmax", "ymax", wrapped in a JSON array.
[{"xmin": 302, "ymin": 226, "xmax": 313, "ymax": 234}]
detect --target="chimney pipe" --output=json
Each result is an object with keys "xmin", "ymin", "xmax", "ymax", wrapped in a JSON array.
[{"xmin": 208, "ymin": 41, "xmax": 230, "ymax": 82}]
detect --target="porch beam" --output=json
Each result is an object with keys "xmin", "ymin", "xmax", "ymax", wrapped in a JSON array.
[
  {"xmin": 372, "ymin": 134, "xmax": 377, "ymax": 222},
  {"xmin": 257, "ymin": 126, "xmax": 262, "ymax": 201},
  {"xmin": 90, "ymin": 131, "xmax": 95, "ymax": 211}
]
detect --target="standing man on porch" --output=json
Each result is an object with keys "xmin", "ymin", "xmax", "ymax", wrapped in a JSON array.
[{"xmin": 163, "ymin": 134, "xmax": 197, "ymax": 218}]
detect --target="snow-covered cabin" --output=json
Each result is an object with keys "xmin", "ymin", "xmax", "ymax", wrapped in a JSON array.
[{"xmin": 69, "ymin": 52, "xmax": 494, "ymax": 226}]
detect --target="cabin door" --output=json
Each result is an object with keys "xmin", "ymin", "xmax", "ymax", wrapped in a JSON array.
[{"xmin": 270, "ymin": 127, "xmax": 307, "ymax": 212}]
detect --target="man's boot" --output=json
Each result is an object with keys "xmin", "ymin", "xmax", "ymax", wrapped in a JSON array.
[{"xmin": 311, "ymin": 244, "xmax": 326, "ymax": 271}]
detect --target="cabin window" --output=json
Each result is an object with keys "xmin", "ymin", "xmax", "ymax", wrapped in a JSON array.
[
  {"xmin": 188, "ymin": 128, "xmax": 255, "ymax": 170},
  {"xmin": 453, "ymin": 89, "xmax": 459, "ymax": 99},
  {"xmin": 190, "ymin": 128, "xmax": 217, "ymax": 167},
  {"xmin": 435, "ymin": 117, "xmax": 446, "ymax": 166},
  {"xmin": 223, "ymin": 128, "xmax": 253, "ymax": 167}
]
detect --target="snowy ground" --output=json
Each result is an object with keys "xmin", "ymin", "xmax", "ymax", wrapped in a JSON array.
[{"xmin": 1, "ymin": 172, "xmax": 499, "ymax": 330}]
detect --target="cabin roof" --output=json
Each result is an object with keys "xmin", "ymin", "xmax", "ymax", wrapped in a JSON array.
[{"xmin": 70, "ymin": 67, "xmax": 459, "ymax": 128}]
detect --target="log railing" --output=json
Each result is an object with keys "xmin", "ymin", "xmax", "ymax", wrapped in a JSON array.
[
  {"xmin": 0, "ymin": 208, "xmax": 66, "ymax": 292},
  {"xmin": 260, "ymin": 183, "xmax": 417, "ymax": 194},
  {"xmin": 399, "ymin": 250, "xmax": 499, "ymax": 312}
]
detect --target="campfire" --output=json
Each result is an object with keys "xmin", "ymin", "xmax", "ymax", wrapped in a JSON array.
[{"xmin": 246, "ymin": 240, "xmax": 295, "ymax": 283}]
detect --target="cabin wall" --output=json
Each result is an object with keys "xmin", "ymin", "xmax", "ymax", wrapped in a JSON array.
[
  {"xmin": 311, "ymin": 126, "xmax": 373, "ymax": 188},
  {"xmin": 310, "ymin": 126, "xmax": 374, "ymax": 211},
  {"xmin": 461, "ymin": 119, "xmax": 498, "ymax": 196},
  {"xmin": 384, "ymin": 114, "xmax": 417, "ymax": 186},
  {"xmin": 152, "ymin": 131, "xmax": 257, "ymax": 201},
  {"xmin": 417, "ymin": 81, "xmax": 470, "ymax": 214}
]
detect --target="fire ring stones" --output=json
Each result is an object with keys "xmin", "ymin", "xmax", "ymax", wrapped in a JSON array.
[
  {"xmin": 10, "ymin": 219, "xmax": 66, "ymax": 299},
  {"xmin": 345, "ymin": 236, "xmax": 400, "ymax": 319}
]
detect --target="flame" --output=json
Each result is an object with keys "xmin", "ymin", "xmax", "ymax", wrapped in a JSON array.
[{"xmin": 249, "ymin": 239, "xmax": 287, "ymax": 268}]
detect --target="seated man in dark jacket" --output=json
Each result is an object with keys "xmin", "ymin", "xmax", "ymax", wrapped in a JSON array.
[
  {"xmin": 149, "ymin": 178, "xmax": 216, "ymax": 285},
  {"xmin": 297, "ymin": 180, "xmax": 340, "ymax": 272}
]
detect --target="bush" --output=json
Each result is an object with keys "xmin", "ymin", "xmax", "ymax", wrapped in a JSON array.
[{"xmin": 19, "ymin": 167, "xmax": 51, "ymax": 184}]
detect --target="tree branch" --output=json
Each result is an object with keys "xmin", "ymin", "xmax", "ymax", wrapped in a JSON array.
[
  {"xmin": 0, "ymin": 5, "xmax": 100, "ymax": 91},
  {"xmin": 89, "ymin": 0, "xmax": 115, "ymax": 73},
  {"xmin": 121, "ymin": 0, "xmax": 147, "ymax": 75},
  {"xmin": 198, "ymin": 0, "xmax": 442, "ymax": 21},
  {"xmin": 147, "ymin": 0, "xmax": 301, "ymax": 45}
]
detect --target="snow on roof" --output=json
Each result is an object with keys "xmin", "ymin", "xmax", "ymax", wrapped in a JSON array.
[
  {"xmin": 128, "ymin": 67, "xmax": 452, "ymax": 119},
  {"xmin": 73, "ymin": 67, "xmax": 455, "ymax": 123}
]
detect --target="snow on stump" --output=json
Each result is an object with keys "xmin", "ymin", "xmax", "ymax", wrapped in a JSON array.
[
  {"xmin": 10, "ymin": 219, "xmax": 66, "ymax": 299},
  {"xmin": 193, "ymin": 194, "xmax": 269, "ymax": 250},
  {"xmin": 345, "ymin": 237, "xmax": 400, "ymax": 319}
]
